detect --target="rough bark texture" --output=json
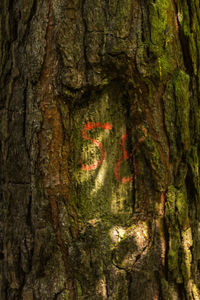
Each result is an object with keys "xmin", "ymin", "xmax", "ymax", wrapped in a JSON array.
[{"xmin": 1, "ymin": 0, "xmax": 200, "ymax": 299}]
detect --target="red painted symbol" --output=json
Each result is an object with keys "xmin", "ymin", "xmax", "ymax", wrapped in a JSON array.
[
  {"xmin": 114, "ymin": 133, "xmax": 133, "ymax": 183},
  {"xmin": 81, "ymin": 122, "xmax": 113, "ymax": 171},
  {"xmin": 81, "ymin": 122, "xmax": 147, "ymax": 183}
]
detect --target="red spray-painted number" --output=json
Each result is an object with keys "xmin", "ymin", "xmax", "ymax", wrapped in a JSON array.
[
  {"xmin": 81, "ymin": 122, "xmax": 147, "ymax": 183},
  {"xmin": 81, "ymin": 122, "xmax": 113, "ymax": 171},
  {"xmin": 114, "ymin": 133, "xmax": 133, "ymax": 183}
]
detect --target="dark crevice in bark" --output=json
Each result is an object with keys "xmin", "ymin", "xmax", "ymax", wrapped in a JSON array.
[
  {"xmin": 4, "ymin": 279, "xmax": 9, "ymax": 300},
  {"xmin": 185, "ymin": 0, "xmax": 200, "ymax": 106},
  {"xmin": 107, "ymin": 52, "xmax": 127, "ymax": 59},
  {"xmin": 186, "ymin": 165, "xmax": 198, "ymax": 295},
  {"xmin": 186, "ymin": 168, "xmax": 198, "ymax": 213},
  {"xmin": 145, "ymin": 3, "xmax": 153, "ymax": 45},
  {"xmin": 129, "ymin": 0, "xmax": 135, "ymax": 39},
  {"xmin": 26, "ymin": 195, "xmax": 32, "ymax": 229},
  {"xmin": 126, "ymin": 271, "xmax": 132, "ymax": 300},
  {"xmin": 8, "ymin": 2, "xmax": 19, "ymax": 43},
  {"xmin": 105, "ymin": 0, "xmax": 110, "ymax": 19},
  {"xmin": 54, "ymin": 288, "xmax": 67, "ymax": 300},
  {"xmin": 175, "ymin": 4, "xmax": 193, "ymax": 76},
  {"xmin": 21, "ymin": 0, "xmax": 38, "ymax": 44},
  {"xmin": 154, "ymin": 270, "xmax": 163, "ymax": 300},
  {"xmin": 111, "ymin": 252, "xmax": 126, "ymax": 271},
  {"xmin": 173, "ymin": 82, "xmax": 181, "ymax": 156},
  {"xmin": 23, "ymin": 80, "xmax": 28, "ymax": 154},
  {"xmin": 39, "ymin": 1, "xmax": 53, "ymax": 85},
  {"xmin": 185, "ymin": 0, "xmax": 193, "ymax": 32},
  {"xmin": 140, "ymin": 3, "xmax": 146, "ymax": 43},
  {"xmin": 81, "ymin": 0, "xmax": 89, "ymax": 84},
  {"xmin": 18, "ymin": 255, "xmax": 26, "ymax": 300},
  {"xmin": 177, "ymin": 283, "xmax": 186, "ymax": 300},
  {"xmin": 105, "ymin": 275, "xmax": 109, "ymax": 299}
]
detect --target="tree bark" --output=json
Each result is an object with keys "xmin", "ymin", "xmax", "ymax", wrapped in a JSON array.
[{"xmin": 1, "ymin": 0, "xmax": 200, "ymax": 299}]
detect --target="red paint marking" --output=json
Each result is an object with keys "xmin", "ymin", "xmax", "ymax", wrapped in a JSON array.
[
  {"xmin": 81, "ymin": 122, "xmax": 148, "ymax": 183},
  {"xmin": 114, "ymin": 133, "xmax": 133, "ymax": 183},
  {"xmin": 115, "ymin": 127, "xmax": 147, "ymax": 183},
  {"xmin": 81, "ymin": 122, "xmax": 112, "ymax": 171},
  {"xmin": 121, "ymin": 133, "xmax": 129, "ymax": 159},
  {"xmin": 84, "ymin": 122, "xmax": 113, "ymax": 131},
  {"xmin": 114, "ymin": 160, "xmax": 122, "ymax": 182}
]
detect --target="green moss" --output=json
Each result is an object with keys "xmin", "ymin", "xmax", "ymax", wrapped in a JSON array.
[
  {"xmin": 187, "ymin": 146, "xmax": 200, "ymax": 194},
  {"xmin": 143, "ymin": 135, "xmax": 165, "ymax": 190},
  {"xmin": 65, "ymin": 290, "xmax": 69, "ymax": 300},
  {"xmin": 189, "ymin": 34, "xmax": 198, "ymax": 75},
  {"xmin": 165, "ymin": 184, "xmax": 190, "ymax": 231},
  {"xmin": 181, "ymin": 7, "xmax": 190, "ymax": 36},
  {"xmin": 181, "ymin": 251, "xmax": 191, "ymax": 282},
  {"xmin": 76, "ymin": 280, "xmax": 82, "ymax": 298},
  {"xmin": 165, "ymin": 184, "xmax": 193, "ymax": 286},
  {"xmin": 176, "ymin": 190, "xmax": 190, "ymax": 230},
  {"xmin": 168, "ymin": 249, "xmax": 179, "ymax": 273},
  {"xmin": 70, "ymin": 84, "xmax": 134, "ymax": 224},
  {"xmin": 115, "ymin": 271, "xmax": 129, "ymax": 300},
  {"xmin": 163, "ymin": 69, "xmax": 190, "ymax": 170},
  {"xmin": 175, "ymin": 163, "xmax": 188, "ymax": 188},
  {"xmin": 147, "ymin": 0, "xmax": 174, "ymax": 80},
  {"xmin": 63, "ymin": 89, "xmax": 81, "ymax": 100},
  {"xmin": 165, "ymin": 186, "xmax": 182, "ymax": 281},
  {"xmin": 174, "ymin": 70, "xmax": 190, "ymax": 150},
  {"xmin": 163, "ymin": 79, "xmax": 178, "ymax": 162},
  {"xmin": 192, "ymin": 284, "xmax": 200, "ymax": 299},
  {"xmin": 165, "ymin": 185, "xmax": 176, "ymax": 217},
  {"xmin": 161, "ymin": 278, "xmax": 169, "ymax": 300},
  {"xmin": 158, "ymin": 54, "xmax": 175, "ymax": 79},
  {"xmin": 179, "ymin": 0, "xmax": 200, "ymax": 77},
  {"xmin": 141, "ymin": 0, "xmax": 184, "ymax": 82},
  {"xmin": 181, "ymin": 228, "xmax": 193, "ymax": 283},
  {"xmin": 148, "ymin": 0, "xmax": 170, "ymax": 47}
]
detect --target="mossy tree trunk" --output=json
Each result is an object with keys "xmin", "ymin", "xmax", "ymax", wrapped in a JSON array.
[{"xmin": 1, "ymin": 0, "xmax": 200, "ymax": 299}]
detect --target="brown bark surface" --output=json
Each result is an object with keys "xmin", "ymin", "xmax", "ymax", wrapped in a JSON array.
[{"xmin": 1, "ymin": 0, "xmax": 200, "ymax": 299}]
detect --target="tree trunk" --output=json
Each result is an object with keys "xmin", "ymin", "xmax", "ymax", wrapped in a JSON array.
[{"xmin": 1, "ymin": 0, "xmax": 200, "ymax": 299}]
